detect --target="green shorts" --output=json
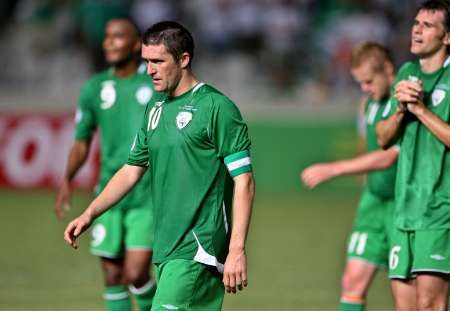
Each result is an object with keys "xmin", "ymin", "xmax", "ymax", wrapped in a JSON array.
[
  {"xmin": 90, "ymin": 195, "xmax": 154, "ymax": 258},
  {"xmin": 347, "ymin": 190, "xmax": 394, "ymax": 267},
  {"xmin": 152, "ymin": 259, "xmax": 224, "ymax": 311},
  {"xmin": 388, "ymin": 228, "xmax": 450, "ymax": 279}
]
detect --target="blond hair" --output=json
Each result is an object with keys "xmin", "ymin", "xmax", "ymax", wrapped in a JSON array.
[{"xmin": 350, "ymin": 42, "xmax": 393, "ymax": 72}]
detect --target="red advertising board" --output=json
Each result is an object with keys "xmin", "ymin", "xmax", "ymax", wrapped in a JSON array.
[{"xmin": 0, "ymin": 111, "xmax": 99, "ymax": 189}]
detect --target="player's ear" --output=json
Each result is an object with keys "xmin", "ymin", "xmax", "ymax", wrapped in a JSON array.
[
  {"xmin": 384, "ymin": 60, "xmax": 394, "ymax": 76},
  {"xmin": 444, "ymin": 31, "xmax": 450, "ymax": 45},
  {"xmin": 179, "ymin": 52, "xmax": 191, "ymax": 69},
  {"xmin": 133, "ymin": 40, "xmax": 141, "ymax": 54}
]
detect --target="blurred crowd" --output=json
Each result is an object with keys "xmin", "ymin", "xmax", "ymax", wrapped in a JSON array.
[{"xmin": 0, "ymin": 0, "xmax": 424, "ymax": 107}]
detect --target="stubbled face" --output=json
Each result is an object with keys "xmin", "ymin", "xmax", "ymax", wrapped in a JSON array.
[
  {"xmin": 411, "ymin": 9, "xmax": 449, "ymax": 57},
  {"xmin": 103, "ymin": 20, "xmax": 139, "ymax": 65},
  {"xmin": 351, "ymin": 61, "xmax": 391, "ymax": 101},
  {"xmin": 141, "ymin": 43, "xmax": 182, "ymax": 94}
]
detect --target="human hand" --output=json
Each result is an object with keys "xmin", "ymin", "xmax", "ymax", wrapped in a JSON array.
[
  {"xmin": 223, "ymin": 248, "xmax": 248, "ymax": 294},
  {"xmin": 394, "ymin": 80, "xmax": 423, "ymax": 105},
  {"xmin": 55, "ymin": 180, "xmax": 72, "ymax": 220},
  {"xmin": 301, "ymin": 163, "xmax": 335, "ymax": 188},
  {"xmin": 63, "ymin": 211, "xmax": 93, "ymax": 249}
]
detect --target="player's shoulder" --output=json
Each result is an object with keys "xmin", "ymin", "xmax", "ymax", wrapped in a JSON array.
[
  {"xmin": 359, "ymin": 95, "xmax": 370, "ymax": 111},
  {"xmin": 194, "ymin": 83, "xmax": 235, "ymax": 108},
  {"xmin": 81, "ymin": 69, "xmax": 112, "ymax": 91},
  {"xmin": 396, "ymin": 60, "xmax": 419, "ymax": 79}
]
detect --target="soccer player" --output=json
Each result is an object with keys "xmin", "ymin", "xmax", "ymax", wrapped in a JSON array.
[
  {"xmin": 376, "ymin": 1, "xmax": 450, "ymax": 310},
  {"xmin": 301, "ymin": 42, "xmax": 399, "ymax": 311},
  {"xmin": 64, "ymin": 21, "xmax": 255, "ymax": 311},
  {"xmin": 55, "ymin": 18, "xmax": 160, "ymax": 310}
]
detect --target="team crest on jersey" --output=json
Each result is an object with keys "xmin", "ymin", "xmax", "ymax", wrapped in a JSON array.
[
  {"xmin": 136, "ymin": 86, "xmax": 153, "ymax": 105},
  {"xmin": 432, "ymin": 89, "xmax": 446, "ymax": 107},
  {"xmin": 100, "ymin": 81, "xmax": 116, "ymax": 110},
  {"xmin": 176, "ymin": 111, "xmax": 192, "ymax": 129}
]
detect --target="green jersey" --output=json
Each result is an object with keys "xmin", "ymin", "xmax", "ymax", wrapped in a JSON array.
[
  {"xmin": 383, "ymin": 59, "xmax": 450, "ymax": 230},
  {"xmin": 127, "ymin": 83, "xmax": 252, "ymax": 270},
  {"xmin": 364, "ymin": 97, "xmax": 397, "ymax": 199},
  {"xmin": 75, "ymin": 65, "xmax": 160, "ymax": 206}
]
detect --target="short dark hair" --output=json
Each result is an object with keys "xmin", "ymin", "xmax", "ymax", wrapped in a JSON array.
[
  {"xmin": 350, "ymin": 42, "xmax": 394, "ymax": 72},
  {"xmin": 142, "ymin": 21, "xmax": 194, "ymax": 65},
  {"xmin": 107, "ymin": 16, "xmax": 141, "ymax": 38},
  {"xmin": 417, "ymin": 0, "xmax": 450, "ymax": 31}
]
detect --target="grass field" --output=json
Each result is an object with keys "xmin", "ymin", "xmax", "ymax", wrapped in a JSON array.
[{"xmin": 0, "ymin": 187, "xmax": 394, "ymax": 310}]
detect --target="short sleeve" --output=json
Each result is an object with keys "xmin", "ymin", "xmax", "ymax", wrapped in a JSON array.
[
  {"xmin": 209, "ymin": 96, "xmax": 252, "ymax": 177},
  {"xmin": 127, "ymin": 103, "xmax": 150, "ymax": 167},
  {"xmin": 74, "ymin": 82, "xmax": 97, "ymax": 140}
]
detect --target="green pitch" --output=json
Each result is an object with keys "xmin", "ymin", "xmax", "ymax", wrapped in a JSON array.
[{"xmin": 0, "ymin": 188, "xmax": 393, "ymax": 311}]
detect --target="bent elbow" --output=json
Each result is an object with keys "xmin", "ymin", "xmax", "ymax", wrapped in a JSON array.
[
  {"xmin": 377, "ymin": 136, "xmax": 391, "ymax": 150},
  {"xmin": 234, "ymin": 172, "xmax": 255, "ymax": 198}
]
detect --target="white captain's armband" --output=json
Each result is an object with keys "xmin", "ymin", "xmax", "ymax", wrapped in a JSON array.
[{"xmin": 224, "ymin": 150, "xmax": 252, "ymax": 177}]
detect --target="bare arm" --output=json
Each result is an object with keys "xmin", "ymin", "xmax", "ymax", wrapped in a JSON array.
[
  {"xmin": 223, "ymin": 172, "xmax": 255, "ymax": 294},
  {"xmin": 377, "ymin": 80, "xmax": 424, "ymax": 149},
  {"xmin": 64, "ymin": 164, "xmax": 147, "ymax": 249},
  {"xmin": 55, "ymin": 140, "xmax": 91, "ymax": 220},
  {"xmin": 376, "ymin": 108, "xmax": 406, "ymax": 149},
  {"xmin": 408, "ymin": 101, "xmax": 450, "ymax": 147},
  {"xmin": 301, "ymin": 147, "xmax": 399, "ymax": 189}
]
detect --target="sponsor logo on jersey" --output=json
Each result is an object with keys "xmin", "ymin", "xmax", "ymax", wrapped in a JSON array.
[
  {"xmin": 179, "ymin": 104, "xmax": 197, "ymax": 112},
  {"xmin": 436, "ymin": 83, "xmax": 450, "ymax": 91},
  {"xmin": 161, "ymin": 304, "xmax": 179, "ymax": 310},
  {"xmin": 431, "ymin": 89, "xmax": 446, "ymax": 107},
  {"xmin": 430, "ymin": 254, "xmax": 446, "ymax": 261},
  {"xmin": 136, "ymin": 86, "xmax": 153, "ymax": 105},
  {"xmin": 176, "ymin": 111, "xmax": 193, "ymax": 129},
  {"xmin": 100, "ymin": 81, "xmax": 116, "ymax": 110}
]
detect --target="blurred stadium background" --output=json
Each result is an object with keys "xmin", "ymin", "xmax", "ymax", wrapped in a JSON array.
[{"xmin": 0, "ymin": 0, "xmax": 422, "ymax": 310}]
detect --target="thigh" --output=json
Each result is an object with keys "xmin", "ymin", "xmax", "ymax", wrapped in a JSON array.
[
  {"xmin": 152, "ymin": 260, "xmax": 224, "ymax": 311},
  {"xmin": 90, "ymin": 207, "xmax": 124, "ymax": 258},
  {"xmin": 124, "ymin": 198, "xmax": 154, "ymax": 251},
  {"xmin": 416, "ymin": 274, "xmax": 449, "ymax": 308},
  {"xmin": 341, "ymin": 259, "xmax": 378, "ymax": 294},
  {"xmin": 100, "ymin": 257, "xmax": 125, "ymax": 286},
  {"xmin": 124, "ymin": 249, "xmax": 153, "ymax": 283},
  {"xmin": 390, "ymin": 278, "xmax": 416, "ymax": 311}
]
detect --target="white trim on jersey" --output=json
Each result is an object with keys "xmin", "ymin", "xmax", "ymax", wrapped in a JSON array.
[
  {"xmin": 103, "ymin": 292, "xmax": 129, "ymax": 301},
  {"xmin": 192, "ymin": 231, "xmax": 224, "ymax": 273}
]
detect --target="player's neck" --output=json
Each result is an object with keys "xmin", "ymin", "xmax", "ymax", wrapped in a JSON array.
[
  {"xmin": 113, "ymin": 60, "xmax": 139, "ymax": 78},
  {"xmin": 419, "ymin": 48, "xmax": 448, "ymax": 73},
  {"xmin": 169, "ymin": 71, "xmax": 199, "ymax": 97}
]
